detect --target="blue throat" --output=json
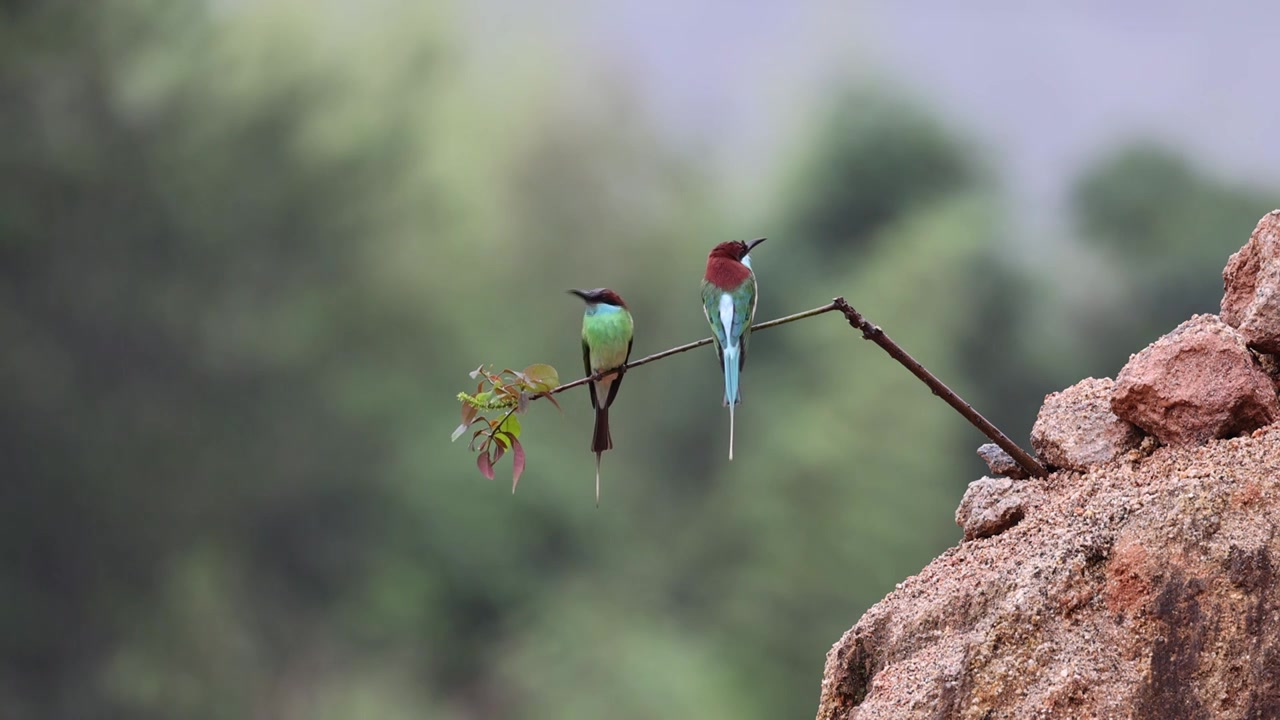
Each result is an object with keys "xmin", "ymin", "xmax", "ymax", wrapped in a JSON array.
[{"xmin": 585, "ymin": 303, "xmax": 624, "ymax": 316}]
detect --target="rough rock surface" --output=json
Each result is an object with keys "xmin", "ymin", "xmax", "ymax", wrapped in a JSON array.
[
  {"xmin": 1222, "ymin": 210, "xmax": 1280, "ymax": 352},
  {"xmin": 975, "ymin": 443, "xmax": 1028, "ymax": 479},
  {"xmin": 1111, "ymin": 314, "xmax": 1278, "ymax": 446},
  {"xmin": 955, "ymin": 477, "xmax": 1040, "ymax": 541},
  {"xmin": 1031, "ymin": 377, "xmax": 1143, "ymax": 471},
  {"xmin": 817, "ymin": 428, "xmax": 1280, "ymax": 720}
]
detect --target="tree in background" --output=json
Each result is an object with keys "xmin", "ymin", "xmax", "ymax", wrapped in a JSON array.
[
  {"xmin": 779, "ymin": 86, "xmax": 985, "ymax": 260},
  {"xmin": 1070, "ymin": 142, "xmax": 1275, "ymax": 373}
]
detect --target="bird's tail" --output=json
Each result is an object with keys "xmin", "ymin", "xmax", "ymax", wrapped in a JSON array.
[
  {"xmin": 592, "ymin": 407, "xmax": 612, "ymax": 454},
  {"xmin": 722, "ymin": 344, "xmax": 740, "ymax": 460},
  {"xmin": 595, "ymin": 452, "xmax": 602, "ymax": 507}
]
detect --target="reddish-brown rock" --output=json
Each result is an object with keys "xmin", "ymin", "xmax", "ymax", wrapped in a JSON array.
[
  {"xmin": 1111, "ymin": 314, "xmax": 1278, "ymax": 446},
  {"xmin": 1031, "ymin": 377, "xmax": 1143, "ymax": 471},
  {"xmin": 817, "ymin": 430, "xmax": 1280, "ymax": 720},
  {"xmin": 954, "ymin": 477, "xmax": 1039, "ymax": 541},
  {"xmin": 1222, "ymin": 210, "xmax": 1280, "ymax": 351}
]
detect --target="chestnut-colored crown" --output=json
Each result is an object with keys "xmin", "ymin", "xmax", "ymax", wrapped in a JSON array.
[
  {"xmin": 568, "ymin": 288, "xmax": 628, "ymax": 307},
  {"xmin": 707, "ymin": 237, "xmax": 766, "ymax": 261}
]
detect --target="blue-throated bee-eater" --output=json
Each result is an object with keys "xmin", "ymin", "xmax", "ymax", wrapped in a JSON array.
[
  {"xmin": 701, "ymin": 238, "xmax": 764, "ymax": 460},
  {"xmin": 570, "ymin": 288, "xmax": 634, "ymax": 503}
]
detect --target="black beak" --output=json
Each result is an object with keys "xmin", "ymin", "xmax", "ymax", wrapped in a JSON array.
[
  {"xmin": 568, "ymin": 289, "xmax": 591, "ymax": 301},
  {"xmin": 744, "ymin": 237, "xmax": 766, "ymax": 253}
]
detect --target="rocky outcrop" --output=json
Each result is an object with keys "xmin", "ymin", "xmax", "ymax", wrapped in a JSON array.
[
  {"xmin": 1031, "ymin": 377, "xmax": 1142, "ymax": 470},
  {"xmin": 817, "ymin": 430, "xmax": 1280, "ymax": 720},
  {"xmin": 1222, "ymin": 210, "xmax": 1280, "ymax": 352},
  {"xmin": 817, "ymin": 212, "xmax": 1280, "ymax": 720},
  {"xmin": 1111, "ymin": 314, "xmax": 1277, "ymax": 446}
]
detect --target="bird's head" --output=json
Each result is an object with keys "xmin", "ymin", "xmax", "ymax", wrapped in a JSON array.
[
  {"xmin": 568, "ymin": 288, "xmax": 628, "ymax": 308},
  {"xmin": 708, "ymin": 237, "xmax": 766, "ymax": 262}
]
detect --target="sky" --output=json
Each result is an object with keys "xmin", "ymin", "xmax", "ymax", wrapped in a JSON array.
[{"xmin": 460, "ymin": 1, "xmax": 1280, "ymax": 224}]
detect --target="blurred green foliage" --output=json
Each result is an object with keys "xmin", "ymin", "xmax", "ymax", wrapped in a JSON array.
[{"xmin": 1, "ymin": 2, "xmax": 1274, "ymax": 719}]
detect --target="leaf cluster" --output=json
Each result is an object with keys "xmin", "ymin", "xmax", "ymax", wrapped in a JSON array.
[{"xmin": 453, "ymin": 363, "xmax": 560, "ymax": 491}]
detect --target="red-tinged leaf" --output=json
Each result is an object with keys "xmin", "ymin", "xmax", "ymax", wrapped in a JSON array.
[
  {"xmin": 452, "ymin": 413, "xmax": 484, "ymax": 443},
  {"xmin": 543, "ymin": 393, "xmax": 563, "ymax": 412},
  {"xmin": 469, "ymin": 426, "xmax": 490, "ymax": 451},
  {"xmin": 492, "ymin": 441, "xmax": 506, "ymax": 465},
  {"xmin": 477, "ymin": 451, "xmax": 495, "ymax": 480},
  {"xmin": 460, "ymin": 402, "xmax": 478, "ymax": 425},
  {"xmin": 511, "ymin": 437, "xmax": 525, "ymax": 493},
  {"xmin": 493, "ymin": 430, "xmax": 511, "ymax": 450}
]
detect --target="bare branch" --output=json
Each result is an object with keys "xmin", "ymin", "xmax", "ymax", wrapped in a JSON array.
[
  {"xmin": 540, "ymin": 302, "xmax": 841, "ymax": 397},
  {"xmin": 529, "ymin": 296, "xmax": 1046, "ymax": 479},
  {"xmin": 830, "ymin": 297, "xmax": 1047, "ymax": 478}
]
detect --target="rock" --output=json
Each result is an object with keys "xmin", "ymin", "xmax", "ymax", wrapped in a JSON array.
[
  {"xmin": 1111, "ymin": 314, "xmax": 1278, "ymax": 446},
  {"xmin": 975, "ymin": 443, "xmax": 1028, "ymax": 479},
  {"xmin": 1222, "ymin": 210, "xmax": 1280, "ymax": 352},
  {"xmin": 955, "ymin": 477, "xmax": 1035, "ymax": 541},
  {"xmin": 817, "ymin": 429, "xmax": 1280, "ymax": 720},
  {"xmin": 1031, "ymin": 377, "xmax": 1143, "ymax": 471}
]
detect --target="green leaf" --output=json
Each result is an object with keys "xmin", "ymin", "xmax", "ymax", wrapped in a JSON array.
[
  {"xmin": 520, "ymin": 363, "xmax": 559, "ymax": 393},
  {"xmin": 497, "ymin": 412, "xmax": 521, "ymax": 439}
]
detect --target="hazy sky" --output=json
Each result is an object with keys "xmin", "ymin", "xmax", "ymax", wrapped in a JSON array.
[{"xmin": 461, "ymin": 1, "xmax": 1280, "ymax": 219}]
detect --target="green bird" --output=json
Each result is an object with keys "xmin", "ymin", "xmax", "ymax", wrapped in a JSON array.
[{"xmin": 569, "ymin": 288, "xmax": 634, "ymax": 504}]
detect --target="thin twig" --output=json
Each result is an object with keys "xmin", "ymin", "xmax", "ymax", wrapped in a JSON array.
[
  {"xmin": 830, "ymin": 297, "xmax": 1047, "ymax": 478},
  {"xmin": 541, "ymin": 302, "xmax": 840, "ymax": 397}
]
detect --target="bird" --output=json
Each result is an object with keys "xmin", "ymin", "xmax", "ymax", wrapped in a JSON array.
[
  {"xmin": 701, "ymin": 238, "xmax": 765, "ymax": 460},
  {"xmin": 569, "ymin": 288, "xmax": 634, "ymax": 504}
]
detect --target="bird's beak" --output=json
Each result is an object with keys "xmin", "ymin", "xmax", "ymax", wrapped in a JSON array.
[
  {"xmin": 744, "ymin": 237, "xmax": 766, "ymax": 254},
  {"xmin": 568, "ymin": 289, "xmax": 589, "ymax": 301}
]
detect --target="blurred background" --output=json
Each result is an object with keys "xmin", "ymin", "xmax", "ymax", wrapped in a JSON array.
[{"xmin": 3, "ymin": 1, "xmax": 1277, "ymax": 718}]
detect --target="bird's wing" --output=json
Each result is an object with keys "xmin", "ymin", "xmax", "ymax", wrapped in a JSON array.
[
  {"xmin": 582, "ymin": 337, "xmax": 599, "ymax": 410},
  {"xmin": 601, "ymin": 335, "xmax": 633, "ymax": 410},
  {"xmin": 738, "ymin": 272, "xmax": 758, "ymax": 371},
  {"xmin": 700, "ymin": 279, "xmax": 726, "ymax": 367}
]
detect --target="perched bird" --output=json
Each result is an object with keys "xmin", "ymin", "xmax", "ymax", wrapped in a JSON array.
[
  {"xmin": 701, "ymin": 238, "xmax": 765, "ymax": 460},
  {"xmin": 569, "ymin": 288, "xmax": 634, "ymax": 503}
]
